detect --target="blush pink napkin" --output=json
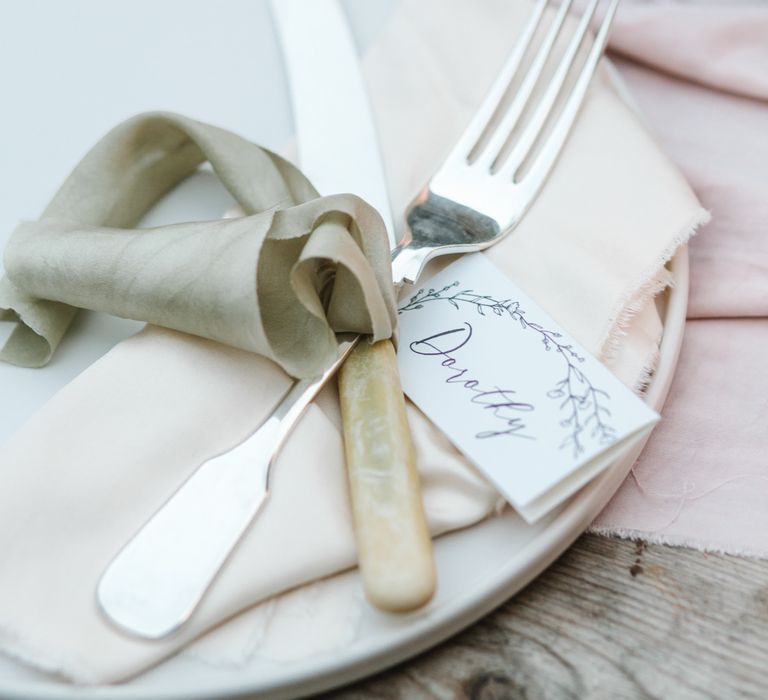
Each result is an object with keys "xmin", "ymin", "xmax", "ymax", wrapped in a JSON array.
[{"xmin": 590, "ymin": 2, "xmax": 768, "ymax": 556}]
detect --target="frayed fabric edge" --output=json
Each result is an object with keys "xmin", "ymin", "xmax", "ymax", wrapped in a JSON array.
[
  {"xmin": 0, "ymin": 625, "xmax": 100, "ymax": 686},
  {"xmin": 587, "ymin": 524, "xmax": 768, "ymax": 560},
  {"xmin": 600, "ymin": 207, "xmax": 711, "ymax": 362},
  {"xmin": 633, "ymin": 343, "xmax": 660, "ymax": 395}
]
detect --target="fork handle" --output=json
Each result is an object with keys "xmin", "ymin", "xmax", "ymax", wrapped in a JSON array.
[
  {"xmin": 390, "ymin": 242, "xmax": 433, "ymax": 286},
  {"xmin": 339, "ymin": 338, "xmax": 436, "ymax": 611}
]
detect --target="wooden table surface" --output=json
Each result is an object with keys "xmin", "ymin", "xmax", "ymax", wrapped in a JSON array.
[{"xmin": 324, "ymin": 534, "xmax": 767, "ymax": 699}]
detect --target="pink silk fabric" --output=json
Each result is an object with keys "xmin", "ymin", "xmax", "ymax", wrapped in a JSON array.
[{"xmin": 591, "ymin": 1, "xmax": 768, "ymax": 555}]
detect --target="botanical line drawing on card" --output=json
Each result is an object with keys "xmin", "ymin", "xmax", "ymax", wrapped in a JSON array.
[{"xmin": 399, "ymin": 282, "xmax": 617, "ymax": 457}]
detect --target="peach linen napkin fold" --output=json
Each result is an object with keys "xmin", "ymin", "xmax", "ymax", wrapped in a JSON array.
[
  {"xmin": 591, "ymin": 1, "xmax": 768, "ymax": 555},
  {"xmin": 0, "ymin": 0, "xmax": 707, "ymax": 684}
]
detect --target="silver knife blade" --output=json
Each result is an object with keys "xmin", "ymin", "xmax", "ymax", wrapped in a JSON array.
[{"xmin": 271, "ymin": 0, "xmax": 395, "ymax": 245}]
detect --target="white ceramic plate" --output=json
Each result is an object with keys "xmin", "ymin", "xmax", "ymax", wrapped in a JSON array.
[
  {"xmin": 0, "ymin": 247, "xmax": 688, "ymax": 700},
  {"xmin": 0, "ymin": 3, "xmax": 688, "ymax": 697}
]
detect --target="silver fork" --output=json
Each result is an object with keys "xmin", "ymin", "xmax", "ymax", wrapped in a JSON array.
[
  {"xmin": 391, "ymin": 0, "xmax": 618, "ymax": 286},
  {"xmin": 96, "ymin": 0, "xmax": 619, "ymax": 640}
]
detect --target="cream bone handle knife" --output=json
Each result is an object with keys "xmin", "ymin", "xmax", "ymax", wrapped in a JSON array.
[{"xmin": 272, "ymin": 0, "xmax": 435, "ymax": 613}]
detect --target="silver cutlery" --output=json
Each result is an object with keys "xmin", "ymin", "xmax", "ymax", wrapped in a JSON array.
[
  {"xmin": 96, "ymin": 0, "xmax": 619, "ymax": 639},
  {"xmin": 272, "ymin": 0, "xmax": 437, "ymax": 613}
]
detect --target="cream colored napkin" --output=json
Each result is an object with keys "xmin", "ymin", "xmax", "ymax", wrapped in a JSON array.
[{"xmin": 0, "ymin": 0, "xmax": 707, "ymax": 684}]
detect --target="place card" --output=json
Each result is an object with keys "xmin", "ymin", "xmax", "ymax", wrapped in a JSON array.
[{"xmin": 396, "ymin": 254, "xmax": 659, "ymax": 522}]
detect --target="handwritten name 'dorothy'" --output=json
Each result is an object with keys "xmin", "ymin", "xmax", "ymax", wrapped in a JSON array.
[{"xmin": 408, "ymin": 322, "xmax": 534, "ymax": 440}]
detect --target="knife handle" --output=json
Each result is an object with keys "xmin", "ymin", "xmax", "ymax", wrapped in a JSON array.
[{"xmin": 338, "ymin": 338, "xmax": 436, "ymax": 612}]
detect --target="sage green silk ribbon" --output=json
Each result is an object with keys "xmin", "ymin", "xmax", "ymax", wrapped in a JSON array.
[{"xmin": 0, "ymin": 112, "xmax": 397, "ymax": 377}]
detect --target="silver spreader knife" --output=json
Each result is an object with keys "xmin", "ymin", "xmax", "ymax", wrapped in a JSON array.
[{"xmin": 96, "ymin": 0, "xmax": 434, "ymax": 640}]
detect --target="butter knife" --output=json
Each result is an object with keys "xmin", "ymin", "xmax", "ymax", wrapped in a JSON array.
[{"xmin": 96, "ymin": 0, "xmax": 434, "ymax": 640}]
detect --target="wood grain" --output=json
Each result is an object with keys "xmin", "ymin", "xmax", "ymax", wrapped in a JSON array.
[{"xmin": 323, "ymin": 535, "xmax": 768, "ymax": 699}]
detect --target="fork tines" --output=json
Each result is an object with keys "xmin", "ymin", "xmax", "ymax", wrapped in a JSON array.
[{"xmin": 452, "ymin": 0, "xmax": 620, "ymax": 190}]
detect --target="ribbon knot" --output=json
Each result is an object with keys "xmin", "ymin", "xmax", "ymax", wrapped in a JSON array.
[{"xmin": 0, "ymin": 112, "xmax": 397, "ymax": 376}]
